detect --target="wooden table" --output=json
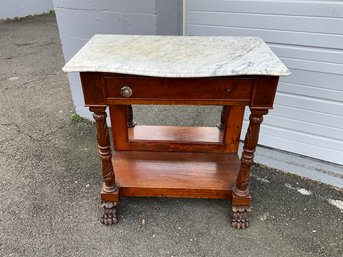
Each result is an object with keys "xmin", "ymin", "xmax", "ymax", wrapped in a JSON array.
[{"xmin": 63, "ymin": 35, "xmax": 290, "ymax": 229}]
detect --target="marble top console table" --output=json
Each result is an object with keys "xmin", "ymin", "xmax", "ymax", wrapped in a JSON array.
[{"xmin": 63, "ymin": 34, "xmax": 290, "ymax": 229}]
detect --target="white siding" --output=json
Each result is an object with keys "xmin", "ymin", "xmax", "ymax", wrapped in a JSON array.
[
  {"xmin": 187, "ymin": 0, "xmax": 343, "ymax": 165},
  {"xmin": 0, "ymin": 0, "xmax": 53, "ymax": 20}
]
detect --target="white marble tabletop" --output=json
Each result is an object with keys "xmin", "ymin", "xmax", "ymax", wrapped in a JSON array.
[{"xmin": 63, "ymin": 34, "xmax": 290, "ymax": 77}]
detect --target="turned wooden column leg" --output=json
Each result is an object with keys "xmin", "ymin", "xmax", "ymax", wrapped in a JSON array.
[
  {"xmin": 126, "ymin": 105, "xmax": 137, "ymax": 128},
  {"xmin": 217, "ymin": 106, "xmax": 229, "ymax": 129},
  {"xmin": 231, "ymin": 108, "xmax": 268, "ymax": 229},
  {"xmin": 90, "ymin": 106, "xmax": 119, "ymax": 225}
]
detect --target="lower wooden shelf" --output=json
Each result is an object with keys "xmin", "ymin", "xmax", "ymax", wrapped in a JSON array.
[{"xmin": 113, "ymin": 151, "xmax": 240, "ymax": 199}]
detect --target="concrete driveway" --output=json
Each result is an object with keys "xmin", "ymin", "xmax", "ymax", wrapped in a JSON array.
[{"xmin": 0, "ymin": 14, "xmax": 342, "ymax": 257}]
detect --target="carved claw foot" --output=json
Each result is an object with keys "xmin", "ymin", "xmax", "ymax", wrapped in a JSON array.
[
  {"xmin": 231, "ymin": 205, "xmax": 251, "ymax": 229},
  {"xmin": 101, "ymin": 201, "xmax": 118, "ymax": 225}
]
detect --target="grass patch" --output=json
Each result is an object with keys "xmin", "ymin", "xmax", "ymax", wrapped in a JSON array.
[{"xmin": 71, "ymin": 113, "xmax": 83, "ymax": 123}]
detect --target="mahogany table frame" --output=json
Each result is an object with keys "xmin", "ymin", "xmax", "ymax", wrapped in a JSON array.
[{"xmin": 80, "ymin": 72, "xmax": 279, "ymax": 229}]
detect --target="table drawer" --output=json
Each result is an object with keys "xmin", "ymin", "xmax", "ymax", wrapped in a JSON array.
[{"xmin": 105, "ymin": 77, "xmax": 253, "ymax": 101}]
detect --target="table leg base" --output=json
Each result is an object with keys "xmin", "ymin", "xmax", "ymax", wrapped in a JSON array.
[
  {"xmin": 231, "ymin": 205, "xmax": 251, "ymax": 229},
  {"xmin": 100, "ymin": 187, "xmax": 119, "ymax": 225},
  {"xmin": 101, "ymin": 201, "xmax": 118, "ymax": 225},
  {"xmin": 231, "ymin": 190, "xmax": 251, "ymax": 229}
]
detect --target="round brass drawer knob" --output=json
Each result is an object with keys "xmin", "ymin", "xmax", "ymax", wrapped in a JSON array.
[{"xmin": 120, "ymin": 86, "xmax": 132, "ymax": 97}]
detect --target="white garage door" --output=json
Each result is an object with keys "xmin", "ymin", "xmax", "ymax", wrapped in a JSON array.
[{"xmin": 186, "ymin": 0, "xmax": 343, "ymax": 165}]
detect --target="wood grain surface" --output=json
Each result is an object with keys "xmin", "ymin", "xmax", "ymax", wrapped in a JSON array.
[{"xmin": 113, "ymin": 151, "xmax": 240, "ymax": 199}]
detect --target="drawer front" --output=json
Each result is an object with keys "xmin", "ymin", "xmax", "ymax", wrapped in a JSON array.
[{"xmin": 105, "ymin": 77, "xmax": 253, "ymax": 101}]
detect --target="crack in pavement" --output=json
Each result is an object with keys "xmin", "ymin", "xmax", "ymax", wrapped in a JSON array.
[
  {"xmin": 1, "ymin": 51, "xmax": 39, "ymax": 60},
  {"xmin": 0, "ymin": 122, "xmax": 69, "ymax": 143}
]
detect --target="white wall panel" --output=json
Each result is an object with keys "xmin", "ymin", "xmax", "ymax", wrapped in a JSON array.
[
  {"xmin": 0, "ymin": 0, "xmax": 53, "ymax": 20},
  {"xmin": 187, "ymin": 0, "xmax": 343, "ymax": 164}
]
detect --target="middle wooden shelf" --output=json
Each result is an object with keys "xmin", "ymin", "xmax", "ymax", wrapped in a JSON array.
[{"xmin": 128, "ymin": 125, "xmax": 223, "ymax": 143}]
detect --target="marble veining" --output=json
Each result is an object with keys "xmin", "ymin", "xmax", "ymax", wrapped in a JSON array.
[{"xmin": 63, "ymin": 34, "xmax": 290, "ymax": 77}]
